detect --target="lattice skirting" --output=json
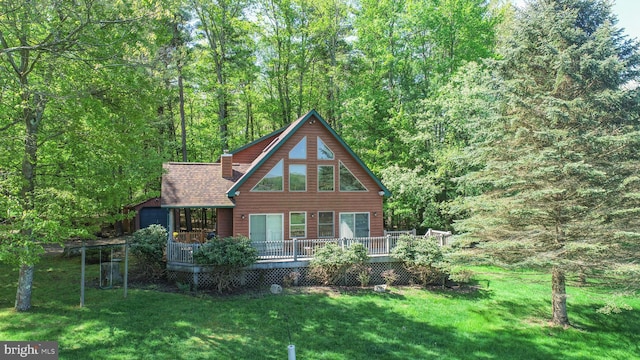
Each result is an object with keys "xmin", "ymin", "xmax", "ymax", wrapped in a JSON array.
[{"xmin": 167, "ymin": 260, "xmax": 414, "ymax": 290}]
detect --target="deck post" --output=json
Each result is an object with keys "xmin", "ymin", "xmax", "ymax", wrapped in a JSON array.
[
  {"xmin": 293, "ymin": 238, "xmax": 298, "ymax": 262},
  {"xmin": 385, "ymin": 235, "xmax": 390, "ymax": 254}
]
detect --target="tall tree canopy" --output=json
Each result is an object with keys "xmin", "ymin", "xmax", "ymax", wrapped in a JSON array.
[
  {"xmin": 453, "ymin": 0, "xmax": 640, "ymax": 326},
  {"xmin": 0, "ymin": 0, "xmax": 172, "ymax": 310},
  {"xmin": 1, "ymin": 0, "xmax": 506, "ymax": 311}
]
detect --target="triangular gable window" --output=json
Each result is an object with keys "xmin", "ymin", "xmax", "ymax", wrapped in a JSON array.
[
  {"xmin": 289, "ymin": 137, "xmax": 307, "ymax": 159},
  {"xmin": 339, "ymin": 161, "xmax": 367, "ymax": 191},
  {"xmin": 317, "ymin": 137, "xmax": 334, "ymax": 160},
  {"xmin": 252, "ymin": 159, "xmax": 284, "ymax": 191}
]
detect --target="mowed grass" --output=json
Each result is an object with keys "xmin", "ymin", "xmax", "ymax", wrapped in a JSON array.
[{"xmin": 1, "ymin": 255, "xmax": 639, "ymax": 359}]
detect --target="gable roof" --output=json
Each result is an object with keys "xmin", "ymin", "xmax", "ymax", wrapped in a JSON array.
[
  {"xmin": 227, "ymin": 109, "xmax": 391, "ymax": 197},
  {"xmin": 161, "ymin": 162, "xmax": 250, "ymax": 208}
]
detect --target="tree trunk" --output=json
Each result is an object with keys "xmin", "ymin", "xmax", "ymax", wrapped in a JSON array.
[
  {"xmin": 15, "ymin": 88, "xmax": 44, "ymax": 311},
  {"xmin": 179, "ymin": 70, "xmax": 187, "ymax": 163},
  {"xmin": 552, "ymin": 266, "xmax": 570, "ymax": 326},
  {"xmin": 15, "ymin": 264, "xmax": 35, "ymax": 311}
]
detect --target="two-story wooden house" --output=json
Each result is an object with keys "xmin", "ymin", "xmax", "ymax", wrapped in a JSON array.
[{"xmin": 161, "ymin": 110, "xmax": 391, "ymax": 247}]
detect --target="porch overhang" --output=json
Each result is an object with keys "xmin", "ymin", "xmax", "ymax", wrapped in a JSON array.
[
  {"xmin": 161, "ymin": 162, "xmax": 250, "ymax": 208},
  {"xmin": 161, "ymin": 205, "xmax": 235, "ymax": 209}
]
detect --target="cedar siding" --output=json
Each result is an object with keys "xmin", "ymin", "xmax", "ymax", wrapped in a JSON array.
[
  {"xmin": 161, "ymin": 110, "xmax": 389, "ymax": 241},
  {"xmin": 233, "ymin": 115, "xmax": 385, "ymax": 239}
]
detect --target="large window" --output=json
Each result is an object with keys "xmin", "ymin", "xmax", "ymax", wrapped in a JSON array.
[
  {"xmin": 289, "ymin": 164, "xmax": 307, "ymax": 191},
  {"xmin": 318, "ymin": 211, "xmax": 334, "ymax": 238},
  {"xmin": 318, "ymin": 165, "xmax": 334, "ymax": 191},
  {"xmin": 339, "ymin": 161, "xmax": 367, "ymax": 191},
  {"xmin": 339, "ymin": 213, "xmax": 369, "ymax": 238},
  {"xmin": 252, "ymin": 159, "xmax": 284, "ymax": 191},
  {"xmin": 290, "ymin": 212, "xmax": 306, "ymax": 238},
  {"xmin": 317, "ymin": 137, "xmax": 334, "ymax": 160},
  {"xmin": 249, "ymin": 214, "xmax": 284, "ymax": 253},
  {"xmin": 289, "ymin": 137, "xmax": 307, "ymax": 159}
]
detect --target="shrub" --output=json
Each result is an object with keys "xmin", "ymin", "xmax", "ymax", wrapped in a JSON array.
[
  {"xmin": 130, "ymin": 224, "xmax": 167, "ymax": 281},
  {"xmin": 309, "ymin": 242, "xmax": 369, "ymax": 285},
  {"xmin": 357, "ymin": 267, "xmax": 372, "ymax": 287},
  {"xmin": 391, "ymin": 235, "xmax": 449, "ymax": 286},
  {"xmin": 449, "ymin": 266, "xmax": 474, "ymax": 284},
  {"xmin": 381, "ymin": 269, "xmax": 398, "ymax": 286},
  {"xmin": 193, "ymin": 236, "xmax": 258, "ymax": 292},
  {"xmin": 282, "ymin": 271, "xmax": 300, "ymax": 288}
]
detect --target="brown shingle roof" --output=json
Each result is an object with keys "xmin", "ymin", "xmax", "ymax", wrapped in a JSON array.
[{"xmin": 161, "ymin": 162, "xmax": 250, "ymax": 207}]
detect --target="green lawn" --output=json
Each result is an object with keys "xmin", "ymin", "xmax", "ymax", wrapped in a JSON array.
[{"xmin": 1, "ymin": 255, "xmax": 639, "ymax": 359}]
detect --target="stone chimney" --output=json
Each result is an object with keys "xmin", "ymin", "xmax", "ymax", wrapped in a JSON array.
[{"xmin": 221, "ymin": 151, "xmax": 233, "ymax": 178}]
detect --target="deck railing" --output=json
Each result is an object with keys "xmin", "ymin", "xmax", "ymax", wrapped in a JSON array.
[
  {"xmin": 167, "ymin": 230, "xmax": 453, "ymax": 265},
  {"xmin": 172, "ymin": 231, "xmax": 208, "ymax": 244}
]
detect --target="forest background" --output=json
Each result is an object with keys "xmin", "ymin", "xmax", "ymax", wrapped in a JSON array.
[
  {"xmin": 0, "ymin": 0, "xmax": 513, "ymax": 235},
  {"xmin": 1, "ymin": 0, "xmax": 639, "ymax": 316}
]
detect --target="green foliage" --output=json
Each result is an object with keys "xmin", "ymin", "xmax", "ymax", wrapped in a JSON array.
[
  {"xmin": 451, "ymin": 0, "xmax": 640, "ymax": 324},
  {"xmin": 193, "ymin": 236, "xmax": 258, "ymax": 292},
  {"xmin": 193, "ymin": 236, "xmax": 258, "ymax": 267},
  {"xmin": 392, "ymin": 235, "xmax": 449, "ymax": 286},
  {"xmin": 381, "ymin": 269, "xmax": 398, "ymax": 286},
  {"xmin": 130, "ymin": 225, "xmax": 167, "ymax": 281},
  {"xmin": 309, "ymin": 242, "xmax": 369, "ymax": 285},
  {"xmin": 4, "ymin": 257, "xmax": 640, "ymax": 359}
]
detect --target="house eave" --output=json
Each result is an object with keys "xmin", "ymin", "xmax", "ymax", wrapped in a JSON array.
[
  {"xmin": 161, "ymin": 205, "xmax": 235, "ymax": 209},
  {"xmin": 227, "ymin": 109, "xmax": 391, "ymax": 196}
]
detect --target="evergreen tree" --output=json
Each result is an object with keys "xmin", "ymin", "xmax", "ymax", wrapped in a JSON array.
[{"xmin": 454, "ymin": 0, "xmax": 640, "ymax": 326}]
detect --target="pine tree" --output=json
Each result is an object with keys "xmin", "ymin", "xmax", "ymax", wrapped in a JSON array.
[{"xmin": 454, "ymin": 0, "xmax": 640, "ymax": 326}]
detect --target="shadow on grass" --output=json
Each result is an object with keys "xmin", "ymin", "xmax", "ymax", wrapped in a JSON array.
[
  {"xmin": 12, "ymin": 290, "xmax": 618, "ymax": 359},
  {"xmin": 2, "ymin": 258, "xmax": 639, "ymax": 360}
]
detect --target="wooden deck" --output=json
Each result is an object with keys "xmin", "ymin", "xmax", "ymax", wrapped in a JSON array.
[{"xmin": 166, "ymin": 229, "xmax": 452, "ymax": 266}]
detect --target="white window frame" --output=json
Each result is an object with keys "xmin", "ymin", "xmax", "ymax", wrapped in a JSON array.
[
  {"xmin": 289, "ymin": 164, "xmax": 307, "ymax": 192},
  {"xmin": 317, "ymin": 137, "xmax": 334, "ymax": 160},
  {"xmin": 289, "ymin": 136, "xmax": 307, "ymax": 159},
  {"xmin": 339, "ymin": 212, "xmax": 370, "ymax": 238},
  {"xmin": 317, "ymin": 165, "xmax": 334, "ymax": 192},
  {"xmin": 338, "ymin": 161, "xmax": 368, "ymax": 192},
  {"xmin": 289, "ymin": 211, "xmax": 307, "ymax": 238},
  {"xmin": 249, "ymin": 213, "xmax": 284, "ymax": 254},
  {"xmin": 251, "ymin": 159, "xmax": 284, "ymax": 192},
  {"xmin": 317, "ymin": 211, "xmax": 335, "ymax": 238}
]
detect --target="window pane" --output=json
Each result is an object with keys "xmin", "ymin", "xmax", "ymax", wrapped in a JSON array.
[
  {"xmin": 339, "ymin": 162, "xmax": 367, "ymax": 191},
  {"xmin": 289, "ymin": 164, "xmax": 307, "ymax": 191},
  {"xmin": 289, "ymin": 137, "xmax": 307, "ymax": 159},
  {"xmin": 355, "ymin": 213, "xmax": 369, "ymax": 237},
  {"xmin": 339, "ymin": 213, "xmax": 355, "ymax": 238},
  {"xmin": 250, "ymin": 214, "xmax": 283, "ymax": 253},
  {"xmin": 290, "ymin": 212, "xmax": 306, "ymax": 238},
  {"xmin": 317, "ymin": 137, "xmax": 334, "ymax": 160},
  {"xmin": 318, "ymin": 211, "xmax": 334, "ymax": 238},
  {"xmin": 252, "ymin": 160, "xmax": 284, "ymax": 191},
  {"xmin": 318, "ymin": 165, "xmax": 334, "ymax": 191}
]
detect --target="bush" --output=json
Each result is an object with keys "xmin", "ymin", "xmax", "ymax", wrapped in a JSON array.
[
  {"xmin": 193, "ymin": 236, "xmax": 258, "ymax": 292},
  {"xmin": 282, "ymin": 271, "xmax": 300, "ymax": 287},
  {"xmin": 391, "ymin": 235, "xmax": 449, "ymax": 286},
  {"xmin": 130, "ymin": 224, "xmax": 167, "ymax": 281},
  {"xmin": 449, "ymin": 266, "xmax": 474, "ymax": 284},
  {"xmin": 309, "ymin": 242, "xmax": 369, "ymax": 285},
  {"xmin": 381, "ymin": 269, "xmax": 398, "ymax": 286}
]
